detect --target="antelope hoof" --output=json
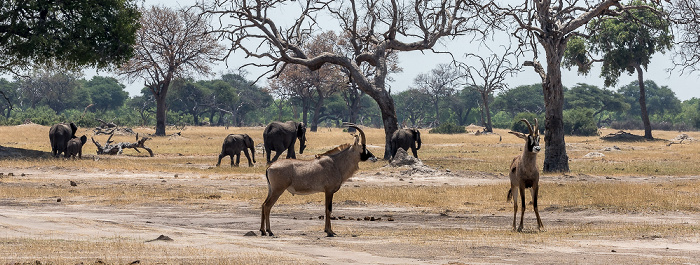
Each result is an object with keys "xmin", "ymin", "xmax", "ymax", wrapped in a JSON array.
[
  {"xmin": 266, "ymin": 230, "xmax": 274, "ymax": 237},
  {"xmin": 326, "ymin": 232, "xmax": 336, "ymax": 237},
  {"xmin": 259, "ymin": 230, "xmax": 266, "ymax": 236},
  {"xmin": 517, "ymin": 226, "xmax": 524, "ymax": 232},
  {"xmin": 248, "ymin": 163, "xmax": 254, "ymax": 167}
]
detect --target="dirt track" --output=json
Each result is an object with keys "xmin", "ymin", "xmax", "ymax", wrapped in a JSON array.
[{"xmin": 1, "ymin": 164, "xmax": 699, "ymax": 264}]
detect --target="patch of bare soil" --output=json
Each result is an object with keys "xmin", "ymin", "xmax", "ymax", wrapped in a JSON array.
[{"xmin": 0, "ymin": 165, "xmax": 699, "ymax": 264}]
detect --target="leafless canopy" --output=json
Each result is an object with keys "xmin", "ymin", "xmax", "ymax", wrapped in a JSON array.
[
  {"xmin": 118, "ymin": 6, "xmax": 223, "ymax": 96},
  {"xmin": 462, "ymin": 46, "xmax": 520, "ymax": 95},
  {"xmin": 670, "ymin": 0, "xmax": 700, "ymax": 73},
  {"xmin": 199, "ymin": 0, "xmax": 482, "ymax": 159}
]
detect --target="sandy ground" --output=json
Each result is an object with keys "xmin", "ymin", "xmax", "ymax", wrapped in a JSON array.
[{"xmin": 1, "ymin": 163, "xmax": 699, "ymax": 264}]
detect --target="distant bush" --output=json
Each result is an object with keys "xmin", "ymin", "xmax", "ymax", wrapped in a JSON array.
[
  {"xmin": 563, "ymin": 108, "xmax": 598, "ymax": 136},
  {"xmin": 429, "ymin": 122, "xmax": 466, "ymax": 134}
]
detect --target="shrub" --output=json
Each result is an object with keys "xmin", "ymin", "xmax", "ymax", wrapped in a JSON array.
[
  {"xmin": 563, "ymin": 108, "xmax": 598, "ymax": 136},
  {"xmin": 429, "ymin": 122, "xmax": 466, "ymax": 134}
]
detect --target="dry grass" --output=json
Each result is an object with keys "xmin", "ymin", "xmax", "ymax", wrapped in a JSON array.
[
  {"xmin": 3, "ymin": 124, "xmax": 700, "ymax": 176},
  {"xmin": 2, "ymin": 124, "xmax": 700, "ymax": 263},
  {"xmin": 0, "ymin": 237, "xmax": 317, "ymax": 264}
]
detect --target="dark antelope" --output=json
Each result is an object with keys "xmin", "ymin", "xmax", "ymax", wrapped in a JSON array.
[{"xmin": 507, "ymin": 118, "xmax": 544, "ymax": 232}]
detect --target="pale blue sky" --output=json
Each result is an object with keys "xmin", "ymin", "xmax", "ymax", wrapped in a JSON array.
[{"xmin": 26, "ymin": 0, "xmax": 700, "ymax": 101}]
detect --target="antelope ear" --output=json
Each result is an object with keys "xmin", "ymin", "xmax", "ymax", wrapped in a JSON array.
[
  {"xmin": 508, "ymin": 131, "xmax": 528, "ymax": 140},
  {"xmin": 353, "ymin": 135, "xmax": 360, "ymax": 145}
]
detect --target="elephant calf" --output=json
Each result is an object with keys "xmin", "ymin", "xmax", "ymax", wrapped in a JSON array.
[
  {"xmin": 217, "ymin": 134, "xmax": 256, "ymax": 167},
  {"xmin": 66, "ymin": 135, "xmax": 88, "ymax": 159}
]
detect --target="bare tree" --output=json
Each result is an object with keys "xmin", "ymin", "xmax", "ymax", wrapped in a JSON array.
[
  {"xmin": 118, "ymin": 6, "xmax": 223, "ymax": 136},
  {"xmin": 671, "ymin": 0, "xmax": 700, "ymax": 73},
  {"xmin": 462, "ymin": 47, "xmax": 521, "ymax": 132},
  {"xmin": 411, "ymin": 63, "xmax": 461, "ymax": 126},
  {"xmin": 470, "ymin": 0, "xmax": 667, "ymax": 172},
  {"xmin": 200, "ymin": 0, "xmax": 477, "ymax": 159},
  {"xmin": 268, "ymin": 32, "xmax": 345, "ymax": 131}
]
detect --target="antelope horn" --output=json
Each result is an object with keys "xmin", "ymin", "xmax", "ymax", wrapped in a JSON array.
[
  {"xmin": 534, "ymin": 118, "xmax": 539, "ymax": 135},
  {"xmin": 520, "ymin": 119, "xmax": 534, "ymax": 135},
  {"xmin": 344, "ymin": 123, "xmax": 366, "ymax": 146}
]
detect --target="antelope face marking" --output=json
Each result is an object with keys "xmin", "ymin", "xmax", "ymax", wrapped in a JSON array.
[
  {"xmin": 361, "ymin": 148, "xmax": 377, "ymax": 162},
  {"xmin": 528, "ymin": 135, "xmax": 541, "ymax": 153}
]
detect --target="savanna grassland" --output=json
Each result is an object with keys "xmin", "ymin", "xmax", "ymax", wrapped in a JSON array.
[{"xmin": 0, "ymin": 123, "xmax": 699, "ymax": 264}]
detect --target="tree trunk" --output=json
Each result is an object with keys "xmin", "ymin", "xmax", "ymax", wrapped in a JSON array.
[
  {"xmin": 434, "ymin": 95, "xmax": 440, "ymax": 125},
  {"xmin": 154, "ymin": 94, "xmax": 167, "ymax": 136},
  {"xmin": 541, "ymin": 50, "xmax": 569, "ymax": 173},
  {"xmin": 311, "ymin": 95, "xmax": 325, "ymax": 132},
  {"xmin": 635, "ymin": 65, "xmax": 653, "ymax": 140},
  {"xmin": 302, "ymin": 99, "xmax": 309, "ymax": 126},
  {"xmin": 371, "ymin": 90, "xmax": 398, "ymax": 160},
  {"xmin": 481, "ymin": 92, "xmax": 493, "ymax": 132}
]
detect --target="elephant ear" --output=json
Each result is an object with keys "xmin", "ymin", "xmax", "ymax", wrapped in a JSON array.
[
  {"xmin": 297, "ymin": 123, "xmax": 306, "ymax": 136},
  {"xmin": 70, "ymin": 123, "xmax": 78, "ymax": 136},
  {"xmin": 80, "ymin": 135, "xmax": 88, "ymax": 145}
]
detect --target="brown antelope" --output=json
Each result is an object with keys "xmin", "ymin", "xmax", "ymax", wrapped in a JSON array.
[
  {"xmin": 507, "ymin": 118, "xmax": 544, "ymax": 232},
  {"xmin": 260, "ymin": 124, "xmax": 376, "ymax": 237}
]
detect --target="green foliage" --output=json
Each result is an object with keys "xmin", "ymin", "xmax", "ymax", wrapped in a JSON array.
[
  {"xmin": 563, "ymin": 108, "xmax": 599, "ymax": 136},
  {"xmin": 617, "ymin": 80, "xmax": 681, "ymax": 120},
  {"xmin": 7, "ymin": 106, "xmax": 62, "ymax": 126},
  {"xmin": 449, "ymin": 88, "xmax": 481, "ymax": 126},
  {"xmin": 395, "ymin": 88, "xmax": 432, "ymax": 127},
  {"xmin": 587, "ymin": 1, "xmax": 673, "ymax": 87},
  {"xmin": 492, "ymin": 84, "xmax": 546, "ymax": 116},
  {"xmin": 429, "ymin": 122, "xmax": 466, "ymax": 134},
  {"xmin": 83, "ymin": 76, "xmax": 129, "ymax": 111},
  {"xmin": 0, "ymin": 0, "xmax": 140, "ymax": 72},
  {"xmin": 510, "ymin": 112, "xmax": 542, "ymax": 134},
  {"xmin": 490, "ymin": 111, "xmax": 513, "ymax": 129},
  {"xmin": 563, "ymin": 36, "xmax": 593, "ymax": 75}
]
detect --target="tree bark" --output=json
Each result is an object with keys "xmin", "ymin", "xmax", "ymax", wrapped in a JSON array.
[
  {"xmin": 541, "ymin": 40, "xmax": 570, "ymax": 173},
  {"xmin": 311, "ymin": 95, "xmax": 325, "ymax": 132},
  {"xmin": 635, "ymin": 64, "xmax": 653, "ymax": 140},
  {"xmin": 154, "ymin": 93, "xmax": 167, "ymax": 136},
  {"xmin": 481, "ymin": 92, "xmax": 493, "ymax": 132}
]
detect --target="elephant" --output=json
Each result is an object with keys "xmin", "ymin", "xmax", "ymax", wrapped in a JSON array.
[
  {"xmin": 263, "ymin": 121, "xmax": 307, "ymax": 164},
  {"xmin": 49, "ymin": 122, "xmax": 78, "ymax": 157},
  {"xmin": 390, "ymin": 128, "xmax": 422, "ymax": 160},
  {"xmin": 216, "ymin": 134, "xmax": 256, "ymax": 167},
  {"xmin": 65, "ymin": 135, "xmax": 88, "ymax": 159}
]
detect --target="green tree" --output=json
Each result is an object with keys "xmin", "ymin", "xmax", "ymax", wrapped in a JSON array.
[
  {"xmin": 0, "ymin": 0, "xmax": 140, "ymax": 73},
  {"xmin": 222, "ymin": 73, "xmax": 272, "ymax": 126},
  {"xmin": 491, "ymin": 84, "xmax": 546, "ymax": 117},
  {"xmin": 0, "ymin": 78, "xmax": 19, "ymax": 118},
  {"xmin": 565, "ymin": 2, "xmax": 673, "ymax": 139},
  {"xmin": 448, "ymin": 87, "xmax": 481, "ymax": 126},
  {"xmin": 167, "ymin": 78, "xmax": 211, "ymax": 125},
  {"xmin": 564, "ymin": 83, "xmax": 630, "ymax": 126},
  {"xmin": 617, "ymin": 80, "xmax": 681, "ymax": 123},
  {"xmin": 394, "ymin": 89, "xmax": 432, "ymax": 127},
  {"xmin": 82, "ymin": 76, "xmax": 129, "ymax": 111}
]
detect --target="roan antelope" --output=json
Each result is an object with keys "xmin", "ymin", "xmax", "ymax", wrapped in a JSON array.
[
  {"xmin": 507, "ymin": 118, "xmax": 544, "ymax": 232},
  {"xmin": 260, "ymin": 124, "xmax": 376, "ymax": 237}
]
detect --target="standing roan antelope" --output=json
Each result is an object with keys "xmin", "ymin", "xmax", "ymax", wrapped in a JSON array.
[
  {"xmin": 507, "ymin": 118, "xmax": 544, "ymax": 232},
  {"xmin": 260, "ymin": 124, "xmax": 376, "ymax": 237}
]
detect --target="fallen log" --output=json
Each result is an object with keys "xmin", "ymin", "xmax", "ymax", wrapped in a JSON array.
[{"xmin": 92, "ymin": 133, "xmax": 154, "ymax": 157}]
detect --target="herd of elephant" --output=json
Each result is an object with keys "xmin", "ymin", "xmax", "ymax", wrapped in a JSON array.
[
  {"xmin": 216, "ymin": 121, "xmax": 422, "ymax": 167},
  {"xmin": 47, "ymin": 121, "xmax": 423, "ymax": 164}
]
